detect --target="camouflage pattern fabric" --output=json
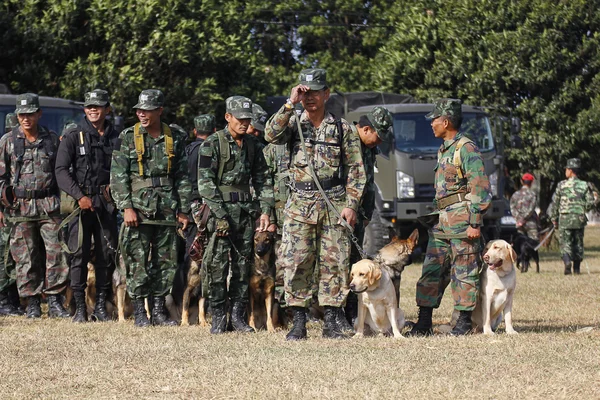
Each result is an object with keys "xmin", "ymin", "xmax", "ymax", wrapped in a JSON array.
[
  {"xmin": 510, "ymin": 186, "xmax": 539, "ymax": 240},
  {"xmin": 298, "ymin": 68, "xmax": 327, "ymax": 91},
  {"xmin": 425, "ymin": 98, "xmax": 462, "ymax": 120},
  {"xmin": 133, "ymin": 89, "xmax": 164, "ymax": 110},
  {"xmin": 226, "ymin": 96, "xmax": 253, "ymax": 119},
  {"xmin": 84, "ymin": 89, "xmax": 110, "ymax": 107},
  {"xmin": 351, "ymin": 142, "xmax": 377, "ymax": 264},
  {"xmin": 0, "ymin": 225, "xmax": 15, "ymax": 292},
  {"xmin": 15, "ymin": 93, "xmax": 40, "ymax": 114},
  {"xmin": 194, "ymin": 114, "xmax": 216, "ymax": 134},
  {"xmin": 4, "ymin": 113, "xmax": 18, "ymax": 134},
  {"xmin": 366, "ymin": 106, "xmax": 394, "ymax": 143},
  {"xmin": 197, "ymin": 127, "xmax": 273, "ymax": 307},
  {"xmin": 558, "ymin": 228, "xmax": 585, "ymax": 261},
  {"xmin": 415, "ymin": 131, "xmax": 491, "ymax": 311}
]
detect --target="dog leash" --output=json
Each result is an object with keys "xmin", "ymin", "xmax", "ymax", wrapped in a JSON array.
[{"xmin": 534, "ymin": 225, "xmax": 555, "ymax": 251}]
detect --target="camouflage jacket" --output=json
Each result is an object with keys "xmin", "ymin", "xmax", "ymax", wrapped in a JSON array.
[
  {"xmin": 263, "ymin": 142, "xmax": 291, "ymax": 229},
  {"xmin": 509, "ymin": 186, "xmax": 538, "ymax": 226},
  {"xmin": 197, "ymin": 127, "xmax": 273, "ymax": 224},
  {"xmin": 0, "ymin": 126, "xmax": 60, "ymax": 217},
  {"xmin": 110, "ymin": 122, "xmax": 191, "ymax": 219},
  {"xmin": 185, "ymin": 138, "xmax": 204, "ymax": 200},
  {"xmin": 548, "ymin": 177, "xmax": 594, "ymax": 229},
  {"xmin": 264, "ymin": 106, "xmax": 366, "ymax": 224},
  {"xmin": 435, "ymin": 132, "xmax": 491, "ymax": 231},
  {"xmin": 359, "ymin": 142, "xmax": 378, "ymax": 221}
]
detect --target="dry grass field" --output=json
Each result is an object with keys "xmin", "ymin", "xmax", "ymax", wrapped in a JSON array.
[{"xmin": 1, "ymin": 228, "xmax": 600, "ymax": 399}]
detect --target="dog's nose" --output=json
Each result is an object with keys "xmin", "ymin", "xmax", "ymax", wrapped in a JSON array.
[
  {"xmin": 349, "ymin": 284, "xmax": 355, "ymax": 290},
  {"xmin": 483, "ymin": 254, "xmax": 489, "ymax": 262}
]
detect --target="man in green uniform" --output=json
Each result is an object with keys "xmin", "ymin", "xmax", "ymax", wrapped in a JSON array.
[
  {"xmin": 548, "ymin": 158, "xmax": 595, "ymax": 275},
  {"xmin": 197, "ymin": 96, "xmax": 273, "ymax": 334},
  {"xmin": 264, "ymin": 68, "xmax": 366, "ymax": 340},
  {"xmin": 510, "ymin": 172, "xmax": 539, "ymax": 240},
  {"xmin": 407, "ymin": 98, "xmax": 491, "ymax": 336},
  {"xmin": 110, "ymin": 89, "xmax": 191, "ymax": 327}
]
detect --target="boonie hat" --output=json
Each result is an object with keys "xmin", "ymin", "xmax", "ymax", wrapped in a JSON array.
[
  {"xmin": 251, "ymin": 104, "xmax": 268, "ymax": 132},
  {"xmin": 133, "ymin": 89, "xmax": 164, "ymax": 110},
  {"xmin": 84, "ymin": 89, "xmax": 110, "ymax": 107},
  {"xmin": 298, "ymin": 68, "xmax": 327, "ymax": 91},
  {"xmin": 425, "ymin": 98, "xmax": 462, "ymax": 120},
  {"xmin": 194, "ymin": 114, "xmax": 216, "ymax": 134},
  {"xmin": 15, "ymin": 93, "xmax": 40, "ymax": 114},
  {"xmin": 566, "ymin": 158, "xmax": 581, "ymax": 169},
  {"xmin": 226, "ymin": 96, "xmax": 253, "ymax": 120}
]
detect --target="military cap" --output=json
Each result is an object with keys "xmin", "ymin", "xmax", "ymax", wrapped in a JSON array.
[
  {"xmin": 522, "ymin": 173, "xmax": 535, "ymax": 182},
  {"xmin": 226, "ymin": 96, "xmax": 253, "ymax": 120},
  {"xmin": 425, "ymin": 98, "xmax": 463, "ymax": 120},
  {"xmin": 298, "ymin": 68, "xmax": 327, "ymax": 91},
  {"xmin": 15, "ymin": 93, "xmax": 40, "ymax": 114},
  {"xmin": 251, "ymin": 104, "xmax": 268, "ymax": 132},
  {"xmin": 566, "ymin": 158, "xmax": 581, "ymax": 169},
  {"xmin": 84, "ymin": 89, "xmax": 110, "ymax": 107},
  {"xmin": 133, "ymin": 89, "xmax": 164, "ymax": 110},
  {"xmin": 5, "ymin": 113, "xmax": 18, "ymax": 133},
  {"xmin": 194, "ymin": 114, "xmax": 216, "ymax": 134},
  {"xmin": 366, "ymin": 106, "xmax": 393, "ymax": 142}
]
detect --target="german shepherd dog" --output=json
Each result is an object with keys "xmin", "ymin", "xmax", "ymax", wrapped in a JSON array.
[{"xmin": 249, "ymin": 230, "xmax": 276, "ymax": 332}]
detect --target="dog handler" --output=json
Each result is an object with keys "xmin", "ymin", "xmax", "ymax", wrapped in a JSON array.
[
  {"xmin": 509, "ymin": 172, "xmax": 539, "ymax": 240},
  {"xmin": 407, "ymin": 99, "xmax": 491, "ymax": 336}
]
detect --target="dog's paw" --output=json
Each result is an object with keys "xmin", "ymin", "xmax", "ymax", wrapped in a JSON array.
[
  {"xmin": 353, "ymin": 332, "xmax": 364, "ymax": 339},
  {"xmin": 505, "ymin": 329, "xmax": 518, "ymax": 335},
  {"xmin": 483, "ymin": 328, "xmax": 495, "ymax": 335}
]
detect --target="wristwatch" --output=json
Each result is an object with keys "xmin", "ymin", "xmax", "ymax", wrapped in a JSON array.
[{"xmin": 284, "ymin": 98, "xmax": 294, "ymax": 111}]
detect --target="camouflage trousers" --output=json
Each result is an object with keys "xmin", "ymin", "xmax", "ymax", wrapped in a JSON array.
[
  {"xmin": 121, "ymin": 223, "xmax": 178, "ymax": 300},
  {"xmin": 518, "ymin": 219, "xmax": 539, "ymax": 240},
  {"xmin": 202, "ymin": 212, "xmax": 254, "ymax": 307},
  {"xmin": 273, "ymin": 232, "xmax": 284, "ymax": 305},
  {"xmin": 415, "ymin": 230, "xmax": 482, "ymax": 311},
  {"xmin": 0, "ymin": 225, "xmax": 15, "ymax": 293},
  {"xmin": 10, "ymin": 217, "xmax": 68, "ymax": 297},
  {"xmin": 280, "ymin": 215, "xmax": 351, "ymax": 308},
  {"xmin": 559, "ymin": 228, "xmax": 584, "ymax": 261}
]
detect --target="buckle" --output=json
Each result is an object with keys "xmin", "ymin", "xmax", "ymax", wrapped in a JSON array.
[
  {"xmin": 151, "ymin": 176, "xmax": 162, "ymax": 187},
  {"xmin": 304, "ymin": 182, "xmax": 314, "ymax": 190}
]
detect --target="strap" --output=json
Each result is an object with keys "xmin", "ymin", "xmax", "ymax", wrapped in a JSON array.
[
  {"xmin": 216, "ymin": 131, "xmax": 230, "ymax": 185},
  {"xmin": 163, "ymin": 123, "xmax": 174, "ymax": 174},
  {"xmin": 131, "ymin": 176, "xmax": 173, "ymax": 192},
  {"xmin": 13, "ymin": 129, "xmax": 24, "ymax": 186},
  {"xmin": 453, "ymin": 136, "xmax": 473, "ymax": 180},
  {"xmin": 13, "ymin": 187, "xmax": 54, "ymax": 199},
  {"xmin": 58, "ymin": 207, "xmax": 83, "ymax": 254},
  {"xmin": 133, "ymin": 123, "xmax": 145, "ymax": 176}
]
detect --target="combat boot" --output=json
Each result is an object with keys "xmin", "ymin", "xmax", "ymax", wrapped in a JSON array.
[
  {"xmin": 0, "ymin": 290, "xmax": 24, "ymax": 316},
  {"xmin": 336, "ymin": 307, "xmax": 355, "ymax": 335},
  {"xmin": 90, "ymin": 290, "xmax": 110, "ymax": 322},
  {"xmin": 26, "ymin": 295, "xmax": 41, "ymax": 319},
  {"xmin": 405, "ymin": 306, "xmax": 433, "ymax": 337},
  {"xmin": 72, "ymin": 291, "xmax": 87, "ymax": 323},
  {"xmin": 322, "ymin": 306, "xmax": 346, "ymax": 339},
  {"xmin": 562, "ymin": 254, "xmax": 572, "ymax": 275},
  {"xmin": 47, "ymin": 294, "xmax": 71, "ymax": 318},
  {"xmin": 8, "ymin": 286, "xmax": 26, "ymax": 315},
  {"xmin": 450, "ymin": 310, "xmax": 473, "ymax": 336},
  {"xmin": 210, "ymin": 303, "xmax": 228, "ymax": 334},
  {"xmin": 573, "ymin": 260, "xmax": 581, "ymax": 275},
  {"xmin": 286, "ymin": 306, "xmax": 307, "ymax": 341},
  {"xmin": 230, "ymin": 301, "xmax": 254, "ymax": 333},
  {"xmin": 151, "ymin": 296, "xmax": 178, "ymax": 326},
  {"xmin": 133, "ymin": 298, "xmax": 151, "ymax": 327}
]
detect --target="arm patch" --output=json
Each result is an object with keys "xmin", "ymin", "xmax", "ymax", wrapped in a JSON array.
[{"xmin": 198, "ymin": 155, "xmax": 212, "ymax": 168}]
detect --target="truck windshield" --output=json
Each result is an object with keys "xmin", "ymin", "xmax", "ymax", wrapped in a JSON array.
[
  {"xmin": 393, "ymin": 112, "xmax": 494, "ymax": 153},
  {"xmin": 0, "ymin": 105, "xmax": 83, "ymax": 135}
]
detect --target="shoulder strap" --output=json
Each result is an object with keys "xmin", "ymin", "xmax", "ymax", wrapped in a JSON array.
[
  {"xmin": 12, "ymin": 128, "xmax": 25, "ymax": 186},
  {"xmin": 246, "ymin": 135, "xmax": 255, "ymax": 170},
  {"xmin": 163, "ymin": 123, "xmax": 174, "ymax": 174},
  {"xmin": 216, "ymin": 131, "xmax": 230, "ymax": 185},
  {"xmin": 133, "ymin": 123, "xmax": 145, "ymax": 176},
  {"xmin": 453, "ymin": 136, "xmax": 473, "ymax": 180}
]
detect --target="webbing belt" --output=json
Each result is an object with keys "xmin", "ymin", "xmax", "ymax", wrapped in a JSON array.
[
  {"xmin": 437, "ymin": 191, "xmax": 467, "ymax": 210},
  {"xmin": 131, "ymin": 176, "xmax": 173, "ymax": 192},
  {"xmin": 13, "ymin": 187, "xmax": 54, "ymax": 199}
]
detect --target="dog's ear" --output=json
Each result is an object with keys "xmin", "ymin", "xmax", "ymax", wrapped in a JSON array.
[
  {"xmin": 408, "ymin": 229, "xmax": 419, "ymax": 249},
  {"xmin": 483, "ymin": 240, "xmax": 492, "ymax": 253},
  {"xmin": 368, "ymin": 264, "xmax": 382, "ymax": 286},
  {"xmin": 509, "ymin": 244, "xmax": 518, "ymax": 264}
]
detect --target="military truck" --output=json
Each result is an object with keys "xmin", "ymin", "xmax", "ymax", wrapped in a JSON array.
[{"xmin": 268, "ymin": 92, "xmax": 519, "ymax": 253}]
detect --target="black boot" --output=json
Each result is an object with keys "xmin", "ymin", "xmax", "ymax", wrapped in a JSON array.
[
  {"xmin": 230, "ymin": 301, "xmax": 254, "ymax": 333},
  {"xmin": 405, "ymin": 306, "xmax": 433, "ymax": 337},
  {"xmin": 573, "ymin": 260, "xmax": 581, "ymax": 275},
  {"xmin": 133, "ymin": 298, "xmax": 151, "ymax": 327},
  {"xmin": 322, "ymin": 306, "xmax": 346, "ymax": 339},
  {"xmin": 26, "ymin": 295, "xmax": 41, "ymax": 319},
  {"xmin": 91, "ymin": 290, "xmax": 110, "ymax": 322},
  {"xmin": 563, "ymin": 254, "xmax": 572, "ymax": 275},
  {"xmin": 336, "ymin": 307, "xmax": 355, "ymax": 335},
  {"xmin": 151, "ymin": 296, "xmax": 178, "ymax": 326},
  {"xmin": 286, "ymin": 306, "xmax": 308, "ymax": 341},
  {"xmin": 8, "ymin": 286, "xmax": 26, "ymax": 315},
  {"xmin": 0, "ymin": 290, "xmax": 24, "ymax": 316},
  {"xmin": 210, "ymin": 303, "xmax": 227, "ymax": 334},
  {"xmin": 450, "ymin": 310, "xmax": 472, "ymax": 336},
  {"xmin": 72, "ymin": 291, "xmax": 87, "ymax": 323},
  {"xmin": 47, "ymin": 294, "xmax": 71, "ymax": 318}
]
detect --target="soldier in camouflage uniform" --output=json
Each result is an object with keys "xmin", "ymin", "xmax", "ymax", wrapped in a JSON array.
[
  {"xmin": 197, "ymin": 96, "xmax": 273, "ymax": 334},
  {"xmin": 0, "ymin": 93, "xmax": 70, "ymax": 318},
  {"xmin": 4, "ymin": 113, "xmax": 19, "ymax": 134},
  {"xmin": 110, "ymin": 89, "xmax": 191, "ymax": 327},
  {"xmin": 510, "ymin": 172, "xmax": 539, "ymax": 240},
  {"xmin": 548, "ymin": 158, "xmax": 595, "ymax": 275},
  {"xmin": 407, "ymin": 99, "xmax": 491, "ymax": 337},
  {"xmin": 265, "ymin": 68, "xmax": 366, "ymax": 340},
  {"xmin": 247, "ymin": 104, "xmax": 269, "ymax": 146}
]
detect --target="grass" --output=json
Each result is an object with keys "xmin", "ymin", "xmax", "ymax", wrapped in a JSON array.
[{"xmin": 1, "ymin": 228, "xmax": 600, "ymax": 399}]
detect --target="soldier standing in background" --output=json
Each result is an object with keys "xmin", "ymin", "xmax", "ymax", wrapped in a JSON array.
[
  {"xmin": 110, "ymin": 89, "xmax": 191, "ymax": 327},
  {"xmin": 247, "ymin": 104, "xmax": 269, "ymax": 146},
  {"xmin": 264, "ymin": 68, "xmax": 366, "ymax": 340},
  {"xmin": 55, "ymin": 89, "xmax": 120, "ymax": 322},
  {"xmin": 510, "ymin": 172, "xmax": 539, "ymax": 240},
  {"xmin": 548, "ymin": 158, "xmax": 595, "ymax": 275},
  {"xmin": 4, "ymin": 113, "xmax": 18, "ymax": 134},
  {"xmin": 197, "ymin": 96, "xmax": 273, "ymax": 334},
  {"xmin": 0, "ymin": 94, "xmax": 70, "ymax": 318},
  {"xmin": 407, "ymin": 99, "xmax": 491, "ymax": 337}
]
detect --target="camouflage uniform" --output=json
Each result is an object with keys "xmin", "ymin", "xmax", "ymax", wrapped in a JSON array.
[
  {"xmin": 415, "ymin": 99, "xmax": 491, "ymax": 312},
  {"xmin": 110, "ymin": 90, "xmax": 192, "ymax": 300},
  {"xmin": 197, "ymin": 97, "xmax": 273, "ymax": 310},
  {"xmin": 264, "ymin": 70, "xmax": 366, "ymax": 309},
  {"xmin": 4, "ymin": 113, "xmax": 19, "ymax": 134},
  {"xmin": 510, "ymin": 185, "xmax": 539, "ymax": 240},
  {"xmin": 548, "ymin": 158, "xmax": 595, "ymax": 272},
  {"xmin": 0, "ymin": 94, "xmax": 67, "ymax": 298}
]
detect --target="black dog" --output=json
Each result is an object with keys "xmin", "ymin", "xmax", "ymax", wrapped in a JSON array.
[{"xmin": 511, "ymin": 233, "xmax": 540, "ymax": 273}]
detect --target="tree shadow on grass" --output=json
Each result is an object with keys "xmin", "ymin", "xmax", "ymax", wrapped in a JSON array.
[{"xmin": 510, "ymin": 320, "xmax": 597, "ymax": 334}]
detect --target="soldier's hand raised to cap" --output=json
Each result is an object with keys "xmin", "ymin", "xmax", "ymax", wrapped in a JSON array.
[
  {"xmin": 289, "ymin": 85, "xmax": 311, "ymax": 105},
  {"xmin": 124, "ymin": 208, "xmax": 138, "ymax": 227}
]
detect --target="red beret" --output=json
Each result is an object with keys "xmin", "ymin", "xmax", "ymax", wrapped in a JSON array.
[{"xmin": 522, "ymin": 173, "xmax": 535, "ymax": 181}]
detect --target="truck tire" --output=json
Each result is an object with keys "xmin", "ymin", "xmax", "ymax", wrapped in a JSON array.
[{"xmin": 363, "ymin": 210, "xmax": 391, "ymax": 255}]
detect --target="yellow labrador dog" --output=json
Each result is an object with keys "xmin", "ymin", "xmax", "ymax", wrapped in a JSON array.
[{"xmin": 473, "ymin": 239, "xmax": 518, "ymax": 335}]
